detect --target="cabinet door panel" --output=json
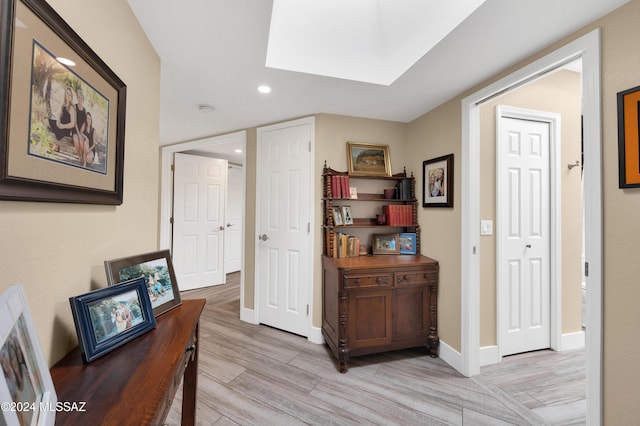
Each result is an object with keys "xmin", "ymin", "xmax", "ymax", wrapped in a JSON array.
[
  {"xmin": 393, "ymin": 287, "xmax": 429, "ymax": 341},
  {"xmin": 348, "ymin": 290, "xmax": 392, "ymax": 348}
]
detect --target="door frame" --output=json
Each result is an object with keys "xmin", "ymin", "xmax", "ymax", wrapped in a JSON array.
[
  {"xmin": 495, "ymin": 106, "xmax": 561, "ymax": 358},
  {"xmin": 461, "ymin": 29, "xmax": 602, "ymax": 423},
  {"xmin": 254, "ymin": 116, "xmax": 315, "ymax": 338},
  {"xmin": 159, "ymin": 131, "xmax": 247, "ymax": 284}
]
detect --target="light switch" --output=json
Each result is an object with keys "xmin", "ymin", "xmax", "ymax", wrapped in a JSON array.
[{"xmin": 481, "ymin": 220, "xmax": 493, "ymax": 236}]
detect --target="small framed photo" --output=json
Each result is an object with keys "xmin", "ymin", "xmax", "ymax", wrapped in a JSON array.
[
  {"xmin": 0, "ymin": 285, "xmax": 57, "ymax": 426},
  {"xmin": 399, "ymin": 233, "xmax": 417, "ymax": 255},
  {"xmin": 104, "ymin": 250, "xmax": 182, "ymax": 317},
  {"xmin": 331, "ymin": 206, "xmax": 343, "ymax": 226},
  {"xmin": 423, "ymin": 154, "xmax": 454, "ymax": 207},
  {"xmin": 346, "ymin": 142, "xmax": 392, "ymax": 177},
  {"xmin": 372, "ymin": 233, "xmax": 400, "ymax": 255},
  {"xmin": 341, "ymin": 206, "xmax": 354, "ymax": 225},
  {"xmin": 69, "ymin": 277, "xmax": 156, "ymax": 363}
]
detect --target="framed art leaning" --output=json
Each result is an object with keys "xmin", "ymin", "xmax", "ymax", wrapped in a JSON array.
[{"xmin": 0, "ymin": 0, "xmax": 126, "ymax": 204}]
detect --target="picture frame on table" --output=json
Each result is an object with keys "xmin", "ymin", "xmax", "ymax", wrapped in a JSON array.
[
  {"xmin": 372, "ymin": 233, "xmax": 400, "ymax": 255},
  {"xmin": 68, "ymin": 277, "xmax": 156, "ymax": 363},
  {"xmin": 423, "ymin": 154, "xmax": 454, "ymax": 207},
  {"xmin": 399, "ymin": 232, "xmax": 417, "ymax": 255},
  {"xmin": 617, "ymin": 85, "xmax": 640, "ymax": 188},
  {"xmin": 346, "ymin": 142, "xmax": 392, "ymax": 177},
  {"xmin": 104, "ymin": 249, "xmax": 182, "ymax": 317},
  {"xmin": 0, "ymin": 0, "xmax": 126, "ymax": 204},
  {"xmin": 0, "ymin": 284, "xmax": 57, "ymax": 426}
]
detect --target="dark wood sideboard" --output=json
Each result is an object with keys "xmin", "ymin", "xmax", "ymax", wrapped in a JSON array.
[
  {"xmin": 50, "ymin": 298, "xmax": 206, "ymax": 425},
  {"xmin": 322, "ymin": 255, "xmax": 439, "ymax": 373}
]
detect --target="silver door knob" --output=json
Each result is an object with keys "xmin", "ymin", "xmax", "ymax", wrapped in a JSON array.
[
  {"xmin": 227, "ymin": 223, "xmax": 233, "ymax": 227},
  {"xmin": 219, "ymin": 226, "xmax": 225, "ymax": 231},
  {"xmin": 525, "ymin": 244, "xmax": 531, "ymax": 248},
  {"xmin": 258, "ymin": 234, "xmax": 269, "ymax": 241}
]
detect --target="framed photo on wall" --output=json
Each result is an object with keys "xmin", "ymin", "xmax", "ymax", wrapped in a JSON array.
[
  {"xmin": 0, "ymin": 0, "xmax": 126, "ymax": 204},
  {"xmin": 423, "ymin": 154, "xmax": 454, "ymax": 207},
  {"xmin": 617, "ymin": 85, "xmax": 640, "ymax": 188},
  {"xmin": 0, "ymin": 285, "xmax": 57, "ymax": 426},
  {"xmin": 104, "ymin": 250, "xmax": 182, "ymax": 317}
]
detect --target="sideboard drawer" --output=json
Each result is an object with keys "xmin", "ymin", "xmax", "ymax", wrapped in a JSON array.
[
  {"xmin": 343, "ymin": 272, "xmax": 392, "ymax": 289},
  {"xmin": 394, "ymin": 269, "xmax": 437, "ymax": 287}
]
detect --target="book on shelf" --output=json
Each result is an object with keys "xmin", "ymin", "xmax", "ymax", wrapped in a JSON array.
[
  {"xmin": 329, "ymin": 175, "xmax": 352, "ymax": 199},
  {"xmin": 382, "ymin": 205, "xmax": 414, "ymax": 226},
  {"xmin": 326, "ymin": 231, "xmax": 360, "ymax": 258},
  {"xmin": 395, "ymin": 178, "xmax": 412, "ymax": 200}
]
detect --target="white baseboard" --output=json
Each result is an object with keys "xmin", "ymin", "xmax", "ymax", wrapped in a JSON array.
[
  {"xmin": 438, "ymin": 340, "xmax": 464, "ymax": 375},
  {"xmin": 559, "ymin": 330, "xmax": 585, "ymax": 351},
  {"xmin": 308, "ymin": 325, "xmax": 324, "ymax": 344},
  {"xmin": 479, "ymin": 331, "xmax": 585, "ymax": 367},
  {"xmin": 240, "ymin": 307, "xmax": 257, "ymax": 324},
  {"xmin": 479, "ymin": 345, "xmax": 499, "ymax": 366}
]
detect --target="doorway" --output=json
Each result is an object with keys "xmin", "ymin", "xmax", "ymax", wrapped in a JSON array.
[
  {"xmin": 461, "ymin": 29, "xmax": 602, "ymax": 423},
  {"xmin": 159, "ymin": 131, "xmax": 247, "ymax": 289}
]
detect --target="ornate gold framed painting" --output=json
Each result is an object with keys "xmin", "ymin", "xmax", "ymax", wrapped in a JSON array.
[
  {"xmin": 0, "ymin": 0, "xmax": 126, "ymax": 204},
  {"xmin": 346, "ymin": 142, "xmax": 392, "ymax": 177}
]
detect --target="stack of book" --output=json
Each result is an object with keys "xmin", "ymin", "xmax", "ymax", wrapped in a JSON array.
[
  {"xmin": 382, "ymin": 205, "xmax": 414, "ymax": 226},
  {"xmin": 395, "ymin": 178, "xmax": 412, "ymax": 200},
  {"xmin": 326, "ymin": 231, "xmax": 360, "ymax": 258},
  {"xmin": 330, "ymin": 175, "xmax": 351, "ymax": 199}
]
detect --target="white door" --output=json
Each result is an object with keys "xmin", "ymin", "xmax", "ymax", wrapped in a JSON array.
[
  {"xmin": 173, "ymin": 153, "xmax": 227, "ymax": 291},
  {"xmin": 256, "ymin": 118, "xmax": 313, "ymax": 337},
  {"xmin": 497, "ymin": 112, "xmax": 551, "ymax": 356},
  {"xmin": 225, "ymin": 164, "xmax": 243, "ymax": 273}
]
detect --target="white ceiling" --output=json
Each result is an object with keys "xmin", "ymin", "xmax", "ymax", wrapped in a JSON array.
[{"xmin": 127, "ymin": 0, "xmax": 629, "ymax": 160}]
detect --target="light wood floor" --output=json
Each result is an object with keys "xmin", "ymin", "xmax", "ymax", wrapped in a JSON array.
[{"xmin": 167, "ymin": 273, "xmax": 585, "ymax": 425}]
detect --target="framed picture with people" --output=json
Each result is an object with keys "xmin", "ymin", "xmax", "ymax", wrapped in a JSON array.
[
  {"xmin": 0, "ymin": 0, "xmax": 126, "ymax": 204},
  {"xmin": 423, "ymin": 154, "xmax": 454, "ymax": 207},
  {"xmin": 104, "ymin": 250, "xmax": 182, "ymax": 317},
  {"xmin": 69, "ymin": 277, "xmax": 156, "ymax": 363}
]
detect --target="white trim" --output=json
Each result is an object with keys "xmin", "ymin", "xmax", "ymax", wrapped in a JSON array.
[
  {"xmin": 461, "ymin": 29, "xmax": 602, "ymax": 424},
  {"xmin": 438, "ymin": 339, "xmax": 463, "ymax": 373},
  {"xmin": 308, "ymin": 325, "xmax": 324, "ymax": 345},
  {"xmin": 254, "ymin": 116, "xmax": 316, "ymax": 340},
  {"xmin": 560, "ymin": 330, "xmax": 586, "ymax": 352},
  {"xmin": 479, "ymin": 345, "xmax": 499, "ymax": 366},
  {"xmin": 495, "ymin": 106, "xmax": 562, "ymax": 359}
]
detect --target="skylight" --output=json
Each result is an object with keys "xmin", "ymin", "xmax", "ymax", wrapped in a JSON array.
[{"xmin": 266, "ymin": 0, "xmax": 486, "ymax": 86}]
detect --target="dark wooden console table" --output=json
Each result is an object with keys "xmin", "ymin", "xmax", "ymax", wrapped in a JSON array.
[{"xmin": 50, "ymin": 298, "xmax": 206, "ymax": 425}]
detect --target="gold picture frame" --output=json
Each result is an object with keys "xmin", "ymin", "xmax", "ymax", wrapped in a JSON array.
[{"xmin": 346, "ymin": 142, "xmax": 392, "ymax": 177}]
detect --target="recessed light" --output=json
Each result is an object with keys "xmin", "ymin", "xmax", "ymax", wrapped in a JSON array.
[
  {"xmin": 258, "ymin": 85, "xmax": 271, "ymax": 94},
  {"xmin": 234, "ymin": 149, "xmax": 243, "ymax": 154},
  {"xmin": 198, "ymin": 104, "xmax": 215, "ymax": 114},
  {"xmin": 56, "ymin": 57, "xmax": 75, "ymax": 66}
]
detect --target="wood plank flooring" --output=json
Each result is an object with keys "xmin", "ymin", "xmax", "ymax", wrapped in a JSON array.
[{"xmin": 166, "ymin": 273, "xmax": 585, "ymax": 425}]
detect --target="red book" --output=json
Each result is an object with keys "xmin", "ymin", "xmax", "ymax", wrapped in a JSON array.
[
  {"xmin": 332, "ymin": 176, "xmax": 341, "ymax": 198},
  {"xmin": 342, "ymin": 176, "xmax": 350, "ymax": 199}
]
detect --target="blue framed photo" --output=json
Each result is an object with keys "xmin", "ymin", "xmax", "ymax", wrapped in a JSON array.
[
  {"xmin": 399, "ymin": 232, "xmax": 417, "ymax": 255},
  {"xmin": 69, "ymin": 276, "xmax": 156, "ymax": 363}
]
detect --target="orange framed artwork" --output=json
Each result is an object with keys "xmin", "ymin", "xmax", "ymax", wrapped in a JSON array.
[{"xmin": 618, "ymin": 85, "xmax": 640, "ymax": 188}]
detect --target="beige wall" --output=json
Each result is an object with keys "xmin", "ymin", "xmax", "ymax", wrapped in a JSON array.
[
  {"xmin": 0, "ymin": 0, "xmax": 160, "ymax": 365},
  {"xmin": 478, "ymin": 70, "xmax": 583, "ymax": 345}
]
